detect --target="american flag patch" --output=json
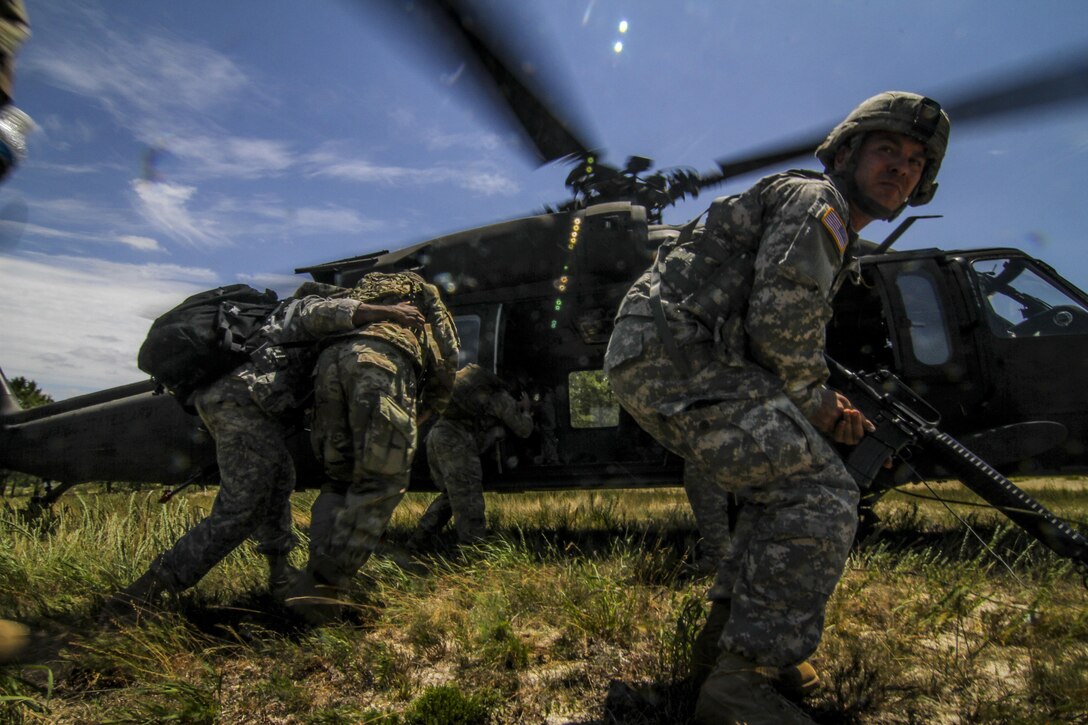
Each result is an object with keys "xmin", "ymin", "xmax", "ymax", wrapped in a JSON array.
[{"xmin": 820, "ymin": 206, "xmax": 848, "ymax": 255}]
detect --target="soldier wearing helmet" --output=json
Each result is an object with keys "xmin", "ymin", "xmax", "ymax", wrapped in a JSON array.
[
  {"xmin": 604, "ymin": 93, "xmax": 950, "ymax": 724},
  {"xmin": 818, "ymin": 91, "xmax": 950, "ymax": 221}
]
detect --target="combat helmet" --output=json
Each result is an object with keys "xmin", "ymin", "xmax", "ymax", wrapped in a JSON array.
[{"xmin": 816, "ymin": 91, "xmax": 951, "ymax": 217}]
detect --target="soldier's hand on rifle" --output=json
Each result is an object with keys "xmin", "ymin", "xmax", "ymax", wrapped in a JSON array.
[{"xmin": 810, "ymin": 388, "xmax": 874, "ymax": 445}]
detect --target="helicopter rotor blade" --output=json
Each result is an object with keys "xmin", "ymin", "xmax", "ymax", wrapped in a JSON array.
[
  {"xmin": 705, "ymin": 50, "xmax": 1088, "ymax": 191},
  {"xmin": 370, "ymin": 0, "xmax": 597, "ymax": 165}
]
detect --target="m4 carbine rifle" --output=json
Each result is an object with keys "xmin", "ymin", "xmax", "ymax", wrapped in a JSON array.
[{"xmin": 827, "ymin": 357, "xmax": 1088, "ymax": 572}]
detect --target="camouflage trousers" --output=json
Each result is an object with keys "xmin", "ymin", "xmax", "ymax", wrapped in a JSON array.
[
  {"xmin": 607, "ymin": 318, "xmax": 858, "ymax": 668},
  {"xmin": 307, "ymin": 337, "xmax": 418, "ymax": 584},
  {"xmin": 683, "ymin": 462, "xmax": 734, "ymax": 570},
  {"xmin": 421, "ymin": 418, "xmax": 486, "ymax": 543},
  {"xmin": 152, "ymin": 374, "xmax": 295, "ymax": 591}
]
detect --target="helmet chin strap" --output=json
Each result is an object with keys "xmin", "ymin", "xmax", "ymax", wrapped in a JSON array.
[
  {"xmin": 845, "ymin": 173, "xmax": 903, "ymax": 221},
  {"xmin": 833, "ymin": 143, "xmax": 906, "ymax": 223}
]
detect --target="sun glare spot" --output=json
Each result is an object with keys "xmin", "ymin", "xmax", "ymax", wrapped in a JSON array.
[
  {"xmin": 613, "ymin": 41, "xmax": 623, "ymax": 54},
  {"xmin": 618, "ymin": 20, "xmax": 628, "ymax": 33}
]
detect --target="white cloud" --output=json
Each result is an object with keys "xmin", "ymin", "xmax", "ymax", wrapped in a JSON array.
[
  {"xmin": 131, "ymin": 179, "xmax": 228, "ymax": 249},
  {"xmin": 306, "ymin": 152, "xmax": 519, "ymax": 196},
  {"xmin": 154, "ymin": 132, "xmax": 296, "ymax": 180},
  {"xmin": 292, "ymin": 206, "xmax": 381, "ymax": 233},
  {"xmin": 30, "ymin": 21, "xmax": 252, "ymax": 121},
  {"xmin": 0, "ymin": 253, "xmax": 219, "ymax": 398},
  {"xmin": 18, "ymin": 222, "xmax": 164, "ymax": 254},
  {"xmin": 116, "ymin": 235, "xmax": 163, "ymax": 252},
  {"xmin": 421, "ymin": 128, "xmax": 507, "ymax": 153}
]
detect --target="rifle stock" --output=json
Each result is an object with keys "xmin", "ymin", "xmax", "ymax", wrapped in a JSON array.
[{"xmin": 828, "ymin": 357, "xmax": 1088, "ymax": 569}]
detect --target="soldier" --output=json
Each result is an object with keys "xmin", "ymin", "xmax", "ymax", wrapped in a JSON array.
[
  {"xmin": 104, "ymin": 286, "xmax": 424, "ymax": 615},
  {"xmin": 604, "ymin": 92, "xmax": 950, "ymax": 724},
  {"xmin": 412, "ymin": 363, "xmax": 534, "ymax": 546},
  {"xmin": 293, "ymin": 270, "xmax": 459, "ymax": 615}
]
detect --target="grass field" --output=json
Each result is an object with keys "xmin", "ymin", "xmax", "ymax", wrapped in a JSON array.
[{"xmin": 1, "ymin": 478, "xmax": 1087, "ymax": 724}]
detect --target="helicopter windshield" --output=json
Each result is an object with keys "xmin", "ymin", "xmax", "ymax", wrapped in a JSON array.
[{"xmin": 971, "ymin": 258, "xmax": 1088, "ymax": 338}]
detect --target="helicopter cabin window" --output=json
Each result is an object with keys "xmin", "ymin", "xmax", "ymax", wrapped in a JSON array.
[
  {"xmin": 895, "ymin": 271, "xmax": 952, "ymax": 366},
  {"xmin": 568, "ymin": 370, "xmax": 619, "ymax": 428},
  {"xmin": 454, "ymin": 315, "xmax": 481, "ymax": 368},
  {"xmin": 971, "ymin": 258, "xmax": 1088, "ymax": 338}
]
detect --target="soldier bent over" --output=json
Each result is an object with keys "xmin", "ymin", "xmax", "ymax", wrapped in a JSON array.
[
  {"xmin": 413, "ymin": 363, "xmax": 534, "ymax": 546},
  {"xmin": 105, "ymin": 287, "xmax": 423, "ymax": 616},
  {"xmin": 293, "ymin": 271, "xmax": 459, "ymax": 617}
]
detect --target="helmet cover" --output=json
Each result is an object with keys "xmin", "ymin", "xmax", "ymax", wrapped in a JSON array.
[{"xmin": 816, "ymin": 91, "xmax": 950, "ymax": 207}]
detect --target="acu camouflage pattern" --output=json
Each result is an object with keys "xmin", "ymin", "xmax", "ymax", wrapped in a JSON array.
[
  {"xmin": 151, "ymin": 375, "xmax": 296, "ymax": 591},
  {"xmin": 605, "ymin": 171, "xmax": 861, "ymax": 668},
  {"xmin": 683, "ymin": 463, "xmax": 734, "ymax": 569},
  {"xmin": 419, "ymin": 367, "xmax": 534, "ymax": 543},
  {"xmin": 239, "ymin": 294, "xmax": 367, "ymax": 415},
  {"xmin": 148, "ymin": 295, "xmax": 384, "ymax": 591}
]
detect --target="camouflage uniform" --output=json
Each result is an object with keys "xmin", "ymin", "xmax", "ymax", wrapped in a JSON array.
[
  {"xmin": 306, "ymin": 272, "xmax": 459, "ymax": 587},
  {"xmin": 148, "ymin": 295, "xmax": 367, "ymax": 592},
  {"xmin": 683, "ymin": 462, "xmax": 734, "ymax": 569},
  {"xmin": 605, "ymin": 171, "xmax": 861, "ymax": 668},
  {"xmin": 417, "ymin": 365, "xmax": 534, "ymax": 543}
]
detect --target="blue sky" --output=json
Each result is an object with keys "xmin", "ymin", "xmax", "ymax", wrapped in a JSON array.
[{"xmin": 2, "ymin": 0, "xmax": 1087, "ymax": 399}]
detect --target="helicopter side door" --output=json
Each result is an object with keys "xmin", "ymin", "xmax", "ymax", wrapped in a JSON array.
[
  {"xmin": 964, "ymin": 255, "xmax": 1088, "ymax": 471},
  {"xmin": 484, "ymin": 288, "xmax": 676, "ymax": 491}
]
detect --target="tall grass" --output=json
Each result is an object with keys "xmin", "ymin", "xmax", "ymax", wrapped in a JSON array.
[{"xmin": 1, "ymin": 480, "xmax": 1086, "ymax": 723}]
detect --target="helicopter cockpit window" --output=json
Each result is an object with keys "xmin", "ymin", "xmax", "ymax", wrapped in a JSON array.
[
  {"xmin": 454, "ymin": 315, "xmax": 481, "ymax": 368},
  {"xmin": 568, "ymin": 370, "xmax": 619, "ymax": 429},
  {"xmin": 895, "ymin": 271, "xmax": 952, "ymax": 366},
  {"xmin": 972, "ymin": 258, "xmax": 1088, "ymax": 338}
]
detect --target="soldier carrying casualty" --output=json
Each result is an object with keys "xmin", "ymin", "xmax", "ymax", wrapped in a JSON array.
[
  {"xmin": 411, "ymin": 363, "xmax": 534, "ymax": 547},
  {"xmin": 604, "ymin": 92, "xmax": 950, "ymax": 724},
  {"xmin": 290, "ymin": 270, "xmax": 459, "ymax": 620},
  {"xmin": 103, "ymin": 284, "xmax": 424, "ymax": 618}
]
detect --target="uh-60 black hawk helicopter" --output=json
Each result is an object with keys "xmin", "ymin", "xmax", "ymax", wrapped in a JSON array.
[{"xmin": 2, "ymin": 1, "xmax": 1088, "ymax": 567}]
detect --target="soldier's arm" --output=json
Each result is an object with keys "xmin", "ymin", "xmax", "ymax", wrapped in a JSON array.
[
  {"xmin": 292, "ymin": 297, "xmax": 420, "ymax": 340},
  {"xmin": 491, "ymin": 391, "xmax": 534, "ymax": 439},
  {"xmin": 419, "ymin": 284, "xmax": 461, "ymax": 414},
  {"xmin": 352, "ymin": 301, "xmax": 424, "ymax": 329},
  {"xmin": 746, "ymin": 178, "xmax": 848, "ymax": 418}
]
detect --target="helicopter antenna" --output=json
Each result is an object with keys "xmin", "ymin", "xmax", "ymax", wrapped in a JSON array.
[
  {"xmin": 0, "ymin": 366, "xmax": 21, "ymax": 416},
  {"xmin": 874, "ymin": 215, "xmax": 943, "ymax": 254}
]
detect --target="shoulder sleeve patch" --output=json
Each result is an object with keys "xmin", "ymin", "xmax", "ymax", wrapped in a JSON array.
[
  {"xmin": 813, "ymin": 203, "xmax": 844, "ymax": 256},
  {"xmin": 817, "ymin": 203, "xmax": 849, "ymax": 255}
]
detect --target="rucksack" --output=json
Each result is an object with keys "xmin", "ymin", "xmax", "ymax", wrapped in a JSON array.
[{"xmin": 138, "ymin": 284, "xmax": 280, "ymax": 403}]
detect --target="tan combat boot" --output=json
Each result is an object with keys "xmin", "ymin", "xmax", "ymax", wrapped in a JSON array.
[
  {"xmin": 694, "ymin": 650, "xmax": 816, "ymax": 725},
  {"xmin": 691, "ymin": 600, "xmax": 821, "ymax": 700},
  {"xmin": 0, "ymin": 620, "xmax": 29, "ymax": 663}
]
